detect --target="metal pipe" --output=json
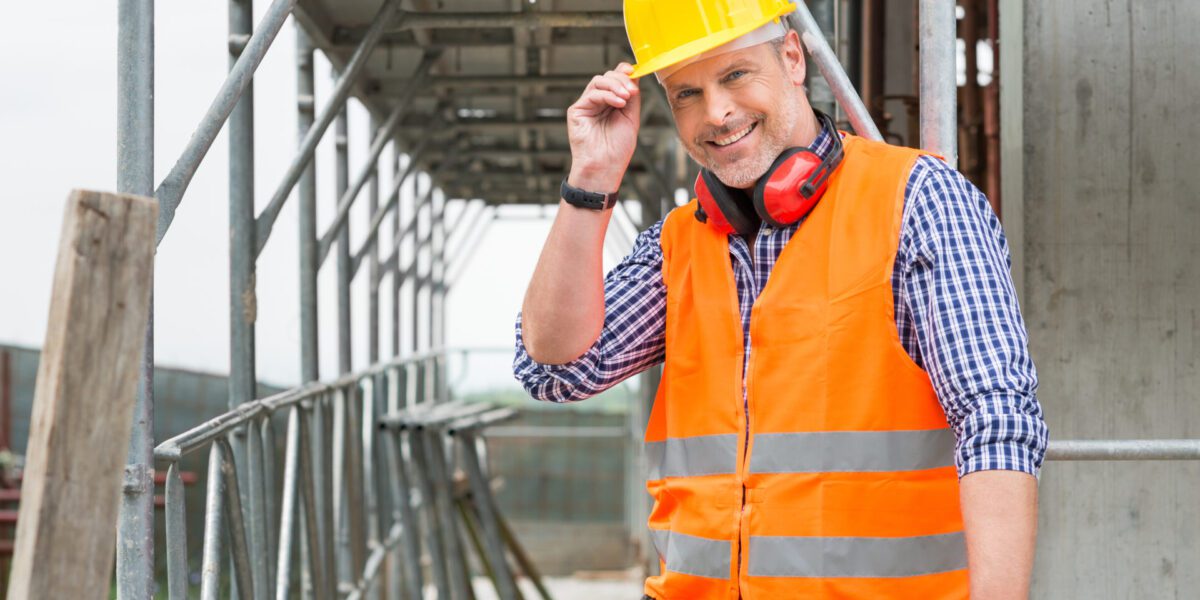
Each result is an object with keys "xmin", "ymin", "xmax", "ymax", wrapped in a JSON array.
[
  {"xmin": 155, "ymin": 0, "xmax": 296, "ymax": 243},
  {"xmin": 253, "ymin": 0, "xmax": 406, "ymax": 252},
  {"xmin": 422, "ymin": 428, "xmax": 473, "ymax": 598},
  {"xmin": 359, "ymin": 377, "xmax": 382, "ymax": 599},
  {"xmin": 314, "ymin": 54, "xmax": 437, "ymax": 265},
  {"xmin": 918, "ymin": 0, "xmax": 958, "ymax": 166},
  {"xmin": 395, "ymin": 10, "xmax": 623, "ymax": 29},
  {"xmin": 218, "ymin": 438, "xmax": 257, "ymax": 600},
  {"xmin": 382, "ymin": 429, "xmax": 425, "ymax": 599},
  {"xmin": 229, "ymin": 0, "xmax": 258, "ymax": 411},
  {"xmin": 961, "ymin": 0, "xmax": 983, "ymax": 182},
  {"xmin": 366, "ymin": 122, "xmax": 384, "ymax": 388},
  {"xmin": 331, "ymin": 389, "xmax": 348, "ymax": 584},
  {"xmin": 1046, "ymin": 440, "xmax": 1200, "ymax": 461},
  {"xmin": 785, "ymin": 1, "xmax": 883, "ymax": 141},
  {"xmin": 335, "ymin": 98, "xmax": 352, "ymax": 379},
  {"xmin": 261, "ymin": 418, "xmax": 279, "ymax": 593},
  {"xmin": 315, "ymin": 395, "xmax": 337, "ymax": 599},
  {"xmin": 200, "ymin": 444, "xmax": 227, "ymax": 600},
  {"xmin": 247, "ymin": 422, "xmax": 271, "ymax": 599},
  {"xmin": 349, "ymin": 141, "xmax": 434, "ymax": 274},
  {"xmin": 375, "ymin": 73, "xmax": 591, "ymax": 92},
  {"xmin": 116, "ymin": 0, "xmax": 155, "ymax": 596},
  {"xmin": 458, "ymin": 433, "xmax": 519, "ymax": 600},
  {"xmin": 275, "ymin": 408, "xmax": 300, "ymax": 599},
  {"xmin": 391, "ymin": 150, "xmax": 406, "ymax": 358},
  {"xmin": 297, "ymin": 25, "xmax": 319, "ymax": 385},
  {"xmin": 344, "ymin": 387, "xmax": 369, "ymax": 583},
  {"xmin": 296, "ymin": 405, "xmax": 327, "ymax": 597},
  {"xmin": 405, "ymin": 426, "xmax": 451, "ymax": 597},
  {"xmin": 165, "ymin": 463, "xmax": 189, "ymax": 600},
  {"xmin": 983, "ymin": 0, "xmax": 1002, "ymax": 215},
  {"xmin": 153, "ymin": 351, "xmax": 448, "ymax": 459}
]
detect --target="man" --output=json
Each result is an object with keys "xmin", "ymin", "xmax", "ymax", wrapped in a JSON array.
[{"xmin": 514, "ymin": 0, "xmax": 1047, "ymax": 598}]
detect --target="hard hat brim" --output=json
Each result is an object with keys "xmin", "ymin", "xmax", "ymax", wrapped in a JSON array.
[{"xmin": 628, "ymin": 6, "xmax": 795, "ymax": 80}]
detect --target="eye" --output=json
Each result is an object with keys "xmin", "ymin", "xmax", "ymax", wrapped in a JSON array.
[
  {"xmin": 724, "ymin": 70, "xmax": 747, "ymax": 82},
  {"xmin": 675, "ymin": 88, "xmax": 699, "ymax": 101}
]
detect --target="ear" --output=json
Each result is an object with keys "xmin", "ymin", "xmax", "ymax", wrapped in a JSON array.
[{"xmin": 781, "ymin": 29, "xmax": 806, "ymax": 87}]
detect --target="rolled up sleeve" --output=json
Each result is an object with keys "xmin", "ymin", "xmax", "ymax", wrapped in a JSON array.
[
  {"xmin": 513, "ymin": 221, "xmax": 667, "ymax": 403},
  {"xmin": 900, "ymin": 157, "xmax": 1049, "ymax": 478}
]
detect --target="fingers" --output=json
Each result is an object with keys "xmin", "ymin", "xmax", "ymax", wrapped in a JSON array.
[{"xmin": 571, "ymin": 63, "xmax": 641, "ymax": 116}]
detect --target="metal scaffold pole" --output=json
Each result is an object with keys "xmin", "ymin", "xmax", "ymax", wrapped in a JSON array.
[
  {"xmin": 227, "ymin": 2, "xmax": 268, "ymax": 599},
  {"xmin": 115, "ymin": 0, "xmax": 155, "ymax": 597},
  {"xmin": 919, "ymin": 0, "xmax": 959, "ymax": 166}
]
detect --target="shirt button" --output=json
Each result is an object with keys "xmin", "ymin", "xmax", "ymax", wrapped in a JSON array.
[{"xmin": 763, "ymin": 226, "xmax": 774, "ymax": 235}]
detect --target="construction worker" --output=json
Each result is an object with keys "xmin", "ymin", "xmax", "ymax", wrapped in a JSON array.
[{"xmin": 515, "ymin": 0, "xmax": 1047, "ymax": 598}]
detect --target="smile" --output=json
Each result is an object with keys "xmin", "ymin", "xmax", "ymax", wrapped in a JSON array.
[{"xmin": 710, "ymin": 122, "xmax": 758, "ymax": 147}]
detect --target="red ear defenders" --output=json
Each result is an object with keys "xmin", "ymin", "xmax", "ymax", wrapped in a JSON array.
[{"xmin": 693, "ymin": 110, "xmax": 844, "ymax": 236}]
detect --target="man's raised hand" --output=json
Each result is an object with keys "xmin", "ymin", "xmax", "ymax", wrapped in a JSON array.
[{"xmin": 565, "ymin": 63, "xmax": 641, "ymax": 194}]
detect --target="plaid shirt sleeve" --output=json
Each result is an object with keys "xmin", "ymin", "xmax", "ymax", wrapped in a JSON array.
[
  {"xmin": 898, "ymin": 156, "xmax": 1049, "ymax": 478},
  {"xmin": 513, "ymin": 220, "xmax": 667, "ymax": 402}
]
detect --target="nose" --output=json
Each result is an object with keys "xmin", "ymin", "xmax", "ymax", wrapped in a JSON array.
[{"xmin": 702, "ymin": 86, "xmax": 735, "ymax": 130}]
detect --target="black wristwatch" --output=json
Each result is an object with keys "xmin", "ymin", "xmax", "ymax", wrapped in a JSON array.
[{"xmin": 561, "ymin": 177, "xmax": 619, "ymax": 211}]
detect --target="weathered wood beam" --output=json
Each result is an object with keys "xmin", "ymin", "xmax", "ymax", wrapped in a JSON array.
[{"xmin": 7, "ymin": 190, "xmax": 156, "ymax": 600}]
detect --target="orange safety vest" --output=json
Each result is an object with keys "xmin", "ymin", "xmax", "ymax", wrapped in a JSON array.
[{"xmin": 644, "ymin": 135, "xmax": 968, "ymax": 599}]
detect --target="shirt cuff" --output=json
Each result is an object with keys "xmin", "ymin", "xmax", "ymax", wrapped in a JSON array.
[
  {"xmin": 954, "ymin": 392, "xmax": 1049, "ymax": 478},
  {"xmin": 512, "ymin": 313, "xmax": 604, "ymax": 403}
]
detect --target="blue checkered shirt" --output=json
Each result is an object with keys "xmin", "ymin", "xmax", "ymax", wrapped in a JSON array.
[{"xmin": 513, "ymin": 127, "xmax": 1048, "ymax": 478}]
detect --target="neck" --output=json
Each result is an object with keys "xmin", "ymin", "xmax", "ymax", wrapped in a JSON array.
[{"xmin": 791, "ymin": 105, "xmax": 820, "ymax": 148}]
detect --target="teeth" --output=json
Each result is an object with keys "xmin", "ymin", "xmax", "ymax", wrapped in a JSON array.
[{"xmin": 714, "ymin": 123, "xmax": 754, "ymax": 147}]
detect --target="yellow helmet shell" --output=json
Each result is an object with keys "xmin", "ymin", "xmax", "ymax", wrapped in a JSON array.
[{"xmin": 624, "ymin": 0, "xmax": 797, "ymax": 80}]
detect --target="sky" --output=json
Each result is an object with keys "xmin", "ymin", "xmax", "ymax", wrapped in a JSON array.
[{"xmin": 0, "ymin": 2, "xmax": 637, "ymax": 391}]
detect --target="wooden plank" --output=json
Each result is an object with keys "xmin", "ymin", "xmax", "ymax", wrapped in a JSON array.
[{"xmin": 6, "ymin": 190, "xmax": 156, "ymax": 600}]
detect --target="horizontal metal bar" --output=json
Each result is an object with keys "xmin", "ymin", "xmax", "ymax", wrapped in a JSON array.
[
  {"xmin": 397, "ymin": 119, "xmax": 674, "ymax": 134},
  {"xmin": 336, "ymin": 29, "xmax": 623, "ymax": 49},
  {"xmin": 397, "ymin": 10, "xmax": 622, "ymax": 30},
  {"xmin": 253, "ymin": 0, "xmax": 405, "ymax": 253},
  {"xmin": 446, "ymin": 408, "xmax": 518, "ymax": 435},
  {"xmin": 376, "ymin": 74, "xmax": 592, "ymax": 91},
  {"xmin": 155, "ymin": 0, "xmax": 296, "ymax": 244},
  {"xmin": 154, "ymin": 348, "xmax": 447, "ymax": 460},
  {"xmin": 1046, "ymin": 440, "xmax": 1200, "ymax": 461},
  {"xmin": 484, "ymin": 425, "xmax": 626, "ymax": 439},
  {"xmin": 379, "ymin": 401, "xmax": 492, "ymax": 430}
]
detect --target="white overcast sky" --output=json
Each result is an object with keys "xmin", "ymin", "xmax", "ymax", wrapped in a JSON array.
[{"xmin": 0, "ymin": 2, "xmax": 633, "ymax": 389}]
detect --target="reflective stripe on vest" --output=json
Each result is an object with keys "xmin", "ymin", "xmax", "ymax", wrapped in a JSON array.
[
  {"xmin": 748, "ymin": 429, "xmax": 956, "ymax": 474},
  {"xmin": 748, "ymin": 532, "xmax": 968, "ymax": 578},
  {"xmin": 645, "ymin": 429, "xmax": 953, "ymax": 479},
  {"xmin": 649, "ymin": 528, "xmax": 732, "ymax": 580},
  {"xmin": 644, "ymin": 433, "xmax": 738, "ymax": 479}
]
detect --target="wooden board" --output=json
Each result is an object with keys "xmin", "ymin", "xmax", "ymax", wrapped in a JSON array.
[{"xmin": 6, "ymin": 190, "xmax": 156, "ymax": 600}]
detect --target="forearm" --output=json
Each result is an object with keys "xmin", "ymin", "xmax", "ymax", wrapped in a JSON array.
[
  {"xmin": 521, "ymin": 190, "xmax": 613, "ymax": 364},
  {"xmin": 960, "ymin": 470, "xmax": 1038, "ymax": 599}
]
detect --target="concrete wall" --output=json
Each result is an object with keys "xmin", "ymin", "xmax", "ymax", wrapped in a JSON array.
[{"xmin": 1019, "ymin": 2, "xmax": 1200, "ymax": 596}]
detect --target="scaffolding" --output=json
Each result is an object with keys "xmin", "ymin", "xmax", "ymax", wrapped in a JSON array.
[{"xmin": 94, "ymin": 0, "xmax": 1200, "ymax": 598}]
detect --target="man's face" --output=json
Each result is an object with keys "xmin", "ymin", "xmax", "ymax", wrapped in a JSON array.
[{"xmin": 663, "ymin": 32, "xmax": 809, "ymax": 190}]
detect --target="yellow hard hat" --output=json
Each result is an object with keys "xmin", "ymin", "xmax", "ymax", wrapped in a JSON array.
[{"xmin": 624, "ymin": 0, "xmax": 797, "ymax": 80}]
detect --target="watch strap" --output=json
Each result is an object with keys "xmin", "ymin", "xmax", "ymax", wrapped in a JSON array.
[{"xmin": 561, "ymin": 178, "xmax": 619, "ymax": 210}]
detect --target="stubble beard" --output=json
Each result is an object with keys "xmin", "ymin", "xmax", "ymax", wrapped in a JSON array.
[{"xmin": 685, "ymin": 96, "xmax": 802, "ymax": 190}]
